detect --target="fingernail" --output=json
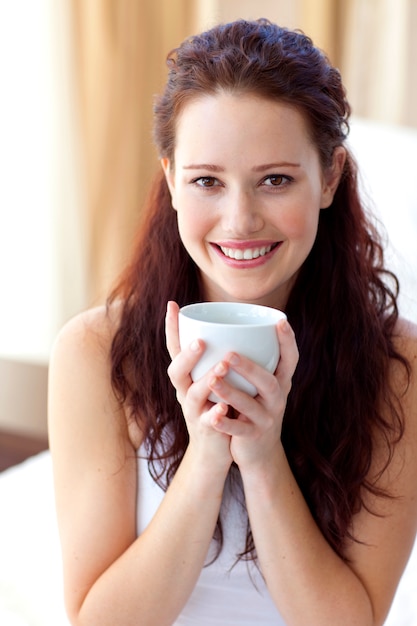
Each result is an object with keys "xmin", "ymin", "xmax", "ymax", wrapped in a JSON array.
[
  {"xmin": 190, "ymin": 339, "xmax": 200, "ymax": 352},
  {"xmin": 280, "ymin": 319, "xmax": 290, "ymax": 332},
  {"xmin": 214, "ymin": 361, "xmax": 227, "ymax": 375},
  {"xmin": 210, "ymin": 376, "xmax": 222, "ymax": 389},
  {"xmin": 228, "ymin": 353, "xmax": 240, "ymax": 366}
]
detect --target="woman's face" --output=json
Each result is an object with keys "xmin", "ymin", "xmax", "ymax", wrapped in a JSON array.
[{"xmin": 162, "ymin": 93, "xmax": 345, "ymax": 308}]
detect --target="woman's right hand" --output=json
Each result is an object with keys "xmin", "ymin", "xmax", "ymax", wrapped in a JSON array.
[
  {"xmin": 50, "ymin": 304, "xmax": 233, "ymax": 626},
  {"xmin": 165, "ymin": 300, "xmax": 233, "ymax": 471}
]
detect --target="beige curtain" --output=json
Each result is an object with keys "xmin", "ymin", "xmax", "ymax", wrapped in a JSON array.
[
  {"xmin": 71, "ymin": 0, "xmax": 196, "ymax": 304},
  {"xmin": 335, "ymin": 0, "xmax": 417, "ymax": 128}
]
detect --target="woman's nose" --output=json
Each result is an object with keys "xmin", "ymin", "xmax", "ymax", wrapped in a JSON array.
[{"xmin": 221, "ymin": 189, "xmax": 264, "ymax": 235}]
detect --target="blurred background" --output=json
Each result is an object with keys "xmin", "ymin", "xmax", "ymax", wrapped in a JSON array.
[{"xmin": 1, "ymin": 0, "xmax": 416, "ymax": 440}]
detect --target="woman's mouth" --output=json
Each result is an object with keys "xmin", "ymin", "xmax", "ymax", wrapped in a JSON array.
[
  {"xmin": 218, "ymin": 243, "xmax": 278, "ymax": 260},
  {"xmin": 212, "ymin": 241, "xmax": 281, "ymax": 266}
]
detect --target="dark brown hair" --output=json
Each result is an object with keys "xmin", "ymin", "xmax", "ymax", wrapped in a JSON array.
[{"xmin": 108, "ymin": 19, "xmax": 409, "ymax": 559}]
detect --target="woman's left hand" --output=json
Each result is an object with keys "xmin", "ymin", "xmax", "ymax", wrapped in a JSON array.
[{"xmin": 209, "ymin": 318, "xmax": 299, "ymax": 470}]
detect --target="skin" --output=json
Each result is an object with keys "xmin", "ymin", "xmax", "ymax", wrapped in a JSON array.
[{"xmin": 48, "ymin": 93, "xmax": 417, "ymax": 626}]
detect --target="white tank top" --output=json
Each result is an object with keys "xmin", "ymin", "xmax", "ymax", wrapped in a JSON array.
[{"xmin": 136, "ymin": 449, "xmax": 286, "ymax": 625}]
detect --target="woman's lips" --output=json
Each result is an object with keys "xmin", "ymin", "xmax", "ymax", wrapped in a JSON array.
[{"xmin": 211, "ymin": 241, "xmax": 281, "ymax": 266}]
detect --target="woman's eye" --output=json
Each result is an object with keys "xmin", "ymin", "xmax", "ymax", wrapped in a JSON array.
[
  {"xmin": 262, "ymin": 175, "xmax": 291, "ymax": 187},
  {"xmin": 192, "ymin": 176, "xmax": 219, "ymax": 188}
]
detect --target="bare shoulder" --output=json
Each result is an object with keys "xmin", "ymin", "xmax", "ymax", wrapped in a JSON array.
[
  {"xmin": 389, "ymin": 317, "xmax": 417, "ymax": 479},
  {"xmin": 51, "ymin": 302, "xmax": 119, "ymax": 363},
  {"xmin": 49, "ymin": 301, "xmax": 143, "ymax": 454},
  {"xmin": 49, "ymin": 302, "xmax": 122, "ymax": 444},
  {"xmin": 391, "ymin": 317, "xmax": 417, "ymax": 424},
  {"xmin": 393, "ymin": 316, "xmax": 417, "ymax": 359}
]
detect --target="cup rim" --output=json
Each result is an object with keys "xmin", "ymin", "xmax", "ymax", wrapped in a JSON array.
[{"xmin": 179, "ymin": 301, "xmax": 286, "ymax": 327}]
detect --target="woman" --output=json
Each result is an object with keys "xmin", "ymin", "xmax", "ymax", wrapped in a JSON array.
[{"xmin": 49, "ymin": 19, "xmax": 417, "ymax": 626}]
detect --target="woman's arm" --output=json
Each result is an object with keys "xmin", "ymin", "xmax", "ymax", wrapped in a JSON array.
[
  {"xmin": 209, "ymin": 318, "xmax": 417, "ymax": 626},
  {"xmin": 48, "ymin": 305, "xmax": 232, "ymax": 626}
]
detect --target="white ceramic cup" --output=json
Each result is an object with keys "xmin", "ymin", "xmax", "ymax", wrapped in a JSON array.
[{"xmin": 178, "ymin": 302, "xmax": 286, "ymax": 402}]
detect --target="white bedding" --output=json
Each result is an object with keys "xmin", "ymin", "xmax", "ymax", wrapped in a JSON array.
[
  {"xmin": 0, "ymin": 451, "xmax": 416, "ymax": 625},
  {"xmin": 0, "ymin": 452, "xmax": 69, "ymax": 626}
]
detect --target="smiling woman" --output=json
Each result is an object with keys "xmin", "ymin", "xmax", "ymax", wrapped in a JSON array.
[{"xmin": 48, "ymin": 18, "xmax": 417, "ymax": 626}]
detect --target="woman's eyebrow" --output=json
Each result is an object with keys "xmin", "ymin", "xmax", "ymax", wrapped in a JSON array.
[
  {"xmin": 182, "ymin": 163, "xmax": 224, "ymax": 171},
  {"xmin": 182, "ymin": 162, "xmax": 301, "ymax": 172},
  {"xmin": 252, "ymin": 162, "xmax": 301, "ymax": 171}
]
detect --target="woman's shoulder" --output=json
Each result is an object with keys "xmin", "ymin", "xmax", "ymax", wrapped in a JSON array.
[
  {"xmin": 52, "ymin": 302, "xmax": 121, "ymax": 358},
  {"xmin": 390, "ymin": 317, "xmax": 417, "ymax": 437},
  {"xmin": 393, "ymin": 317, "xmax": 417, "ymax": 366},
  {"xmin": 49, "ymin": 303, "xmax": 122, "ymax": 416},
  {"xmin": 394, "ymin": 316, "xmax": 417, "ymax": 337},
  {"xmin": 49, "ymin": 300, "xmax": 144, "ymax": 451}
]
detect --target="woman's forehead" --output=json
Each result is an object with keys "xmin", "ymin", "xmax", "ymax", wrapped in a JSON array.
[{"xmin": 173, "ymin": 93, "xmax": 317, "ymax": 164}]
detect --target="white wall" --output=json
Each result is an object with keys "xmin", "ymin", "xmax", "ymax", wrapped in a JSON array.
[
  {"xmin": 0, "ymin": 0, "xmax": 88, "ymax": 365},
  {"xmin": 349, "ymin": 118, "xmax": 417, "ymax": 322}
]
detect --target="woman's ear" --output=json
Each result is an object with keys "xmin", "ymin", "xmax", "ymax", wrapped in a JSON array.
[
  {"xmin": 320, "ymin": 146, "xmax": 347, "ymax": 209},
  {"xmin": 161, "ymin": 158, "xmax": 177, "ymax": 210}
]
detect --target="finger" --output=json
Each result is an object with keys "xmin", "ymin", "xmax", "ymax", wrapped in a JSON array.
[
  {"xmin": 275, "ymin": 318, "xmax": 299, "ymax": 383},
  {"xmin": 184, "ymin": 360, "xmax": 229, "ymax": 407},
  {"xmin": 211, "ymin": 405, "xmax": 254, "ymax": 436},
  {"xmin": 221, "ymin": 352, "xmax": 280, "ymax": 404},
  {"xmin": 166, "ymin": 338, "xmax": 205, "ymax": 400},
  {"xmin": 207, "ymin": 372, "xmax": 265, "ymax": 420},
  {"xmin": 165, "ymin": 300, "xmax": 181, "ymax": 359}
]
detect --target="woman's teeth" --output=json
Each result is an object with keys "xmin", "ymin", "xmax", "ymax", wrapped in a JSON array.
[{"xmin": 219, "ymin": 244, "xmax": 273, "ymax": 260}]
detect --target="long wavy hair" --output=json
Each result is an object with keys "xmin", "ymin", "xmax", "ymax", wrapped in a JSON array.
[{"xmin": 108, "ymin": 19, "xmax": 409, "ymax": 559}]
